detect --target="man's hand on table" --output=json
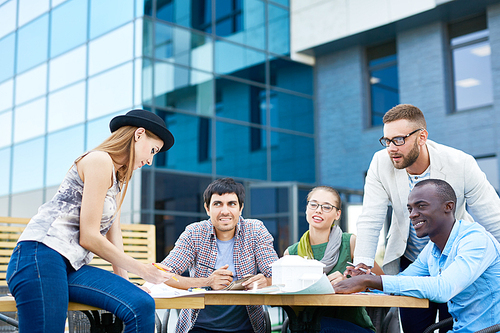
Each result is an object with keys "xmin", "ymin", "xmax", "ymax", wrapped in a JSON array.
[
  {"xmin": 334, "ymin": 275, "xmax": 383, "ymax": 293},
  {"xmin": 206, "ymin": 264, "xmax": 234, "ymax": 290},
  {"xmin": 241, "ymin": 273, "xmax": 269, "ymax": 290}
]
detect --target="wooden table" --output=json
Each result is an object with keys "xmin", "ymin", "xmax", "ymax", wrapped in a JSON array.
[
  {"xmin": 0, "ymin": 293, "xmax": 427, "ymax": 333},
  {"xmin": 204, "ymin": 292, "xmax": 428, "ymax": 333}
]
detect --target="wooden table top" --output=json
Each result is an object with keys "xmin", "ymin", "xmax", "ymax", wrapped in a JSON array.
[{"xmin": 0, "ymin": 292, "xmax": 427, "ymax": 312}]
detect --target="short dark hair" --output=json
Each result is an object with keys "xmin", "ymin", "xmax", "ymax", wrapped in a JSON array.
[
  {"xmin": 203, "ymin": 178, "xmax": 245, "ymax": 207},
  {"xmin": 414, "ymin": 179, "xmax": 457, "ymax": 212},
  {"xmin": 383, "ymin": 104, "xmax": 427, "ymax": 130}
]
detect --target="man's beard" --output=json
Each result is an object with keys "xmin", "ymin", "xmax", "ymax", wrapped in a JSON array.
[{"xmin": 392, "ymin": 139, "xmax": 420, "ymax": 170}]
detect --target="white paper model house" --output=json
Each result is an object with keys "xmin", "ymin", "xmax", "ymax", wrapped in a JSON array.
[{"xmin": 271, "ymin": 255, "xmax": 325, "ymax": 292}]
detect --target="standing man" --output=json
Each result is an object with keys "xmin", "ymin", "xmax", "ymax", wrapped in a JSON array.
[
  {"xmin": 161, "ymin": 177, "xmax": 279, "ymax": 333},
  {"xmin": 336, "ymin": 179, "xmax": 500, "ymax": 333},
  {"xmin": 353, "ymin": 104, "xmax": 500, "ymax": 332}
]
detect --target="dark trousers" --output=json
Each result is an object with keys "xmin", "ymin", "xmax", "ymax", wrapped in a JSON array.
[{"xmin": 399, "ymin": 256, "xmax": 452, "ymax": 333}]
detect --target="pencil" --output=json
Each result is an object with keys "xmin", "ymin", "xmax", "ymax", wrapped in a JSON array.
[
  {"xmin": 198, "ymin": 262, "xmax": 216, "ymax": 270},
  {"xmin": 346, "ymin": 261, "xmax": 376, "ymax": 276},
  {"xmin": 152, "ymin": 263, "xmax": 179, "ymax": 281}
]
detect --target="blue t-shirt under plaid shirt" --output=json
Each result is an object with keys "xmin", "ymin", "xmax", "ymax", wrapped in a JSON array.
[
  {"xmin": 161, "ymin": 217, "xmax": 279, "ymax": 333},
  {"xmin": 404, "ymin": 167, "xmax": 431, "ymax": 262}
]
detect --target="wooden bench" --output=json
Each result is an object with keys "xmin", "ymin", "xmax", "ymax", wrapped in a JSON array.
[{"xmin": 0, "ymin": 216, "xmax": 156, "ymax": 287}]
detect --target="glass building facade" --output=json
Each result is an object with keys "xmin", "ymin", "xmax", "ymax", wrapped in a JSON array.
[{"xmin": 0, "ymin": 0, "xmax": 315, "ymax": 260}]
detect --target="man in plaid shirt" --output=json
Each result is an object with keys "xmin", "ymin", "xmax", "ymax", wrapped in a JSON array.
[{"xmin": 161, "ymin": 178, "xmax": 279, "ymax": 333}]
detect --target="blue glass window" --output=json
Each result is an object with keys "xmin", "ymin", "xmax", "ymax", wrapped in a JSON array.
[
  {"xmin": 215, "ymin": 78, "xmax": 262, "ymax": 123},
  {"xmin": 270, "ymin": 131, "xmax": 314, "ymax": 183},
  {"xmin": 191, "ymin": 0, "xmax": 212, "ymax": 32},
  {"xmin": 18, "ymin": 0, "xmax": 49, "ymax": 27},
  {"xmin": 270, "ymin": 57, "xmax": 313, "ymax": 95},
  {"xmin": 0, "ymin": 110, "xmax": 12, "ymax": 149},
  {"xmin": 17, "ymin": 14, "xmax": 49, "ymax": 74},
  {"xmin": 367, "ymin": 41, "xmax": 399, "ymax": 127},
  {"xmin": 90, "ymin": 0, "xmax": 133, "ymax": 39},
  {"xmin": 14, "ymin": 97, "xmax": 46, "ymax": 143},
  {"xmin": 0, "ymin": 79, "xmax": 13, "ymax": 112},
  {"xmin": 86, "ymin": 111, "xmax": 120, "ymax": 150},
  {"xmin": 215, "ymin": 40, "xmax": 266, "ymax": 84},
  {"xmin": 215, "ymin": 0, "xmax": 243, "ymax": 37},
  {"xmin": 0, "ymin": 33, "xmax": 15, "ymax": 82},
  {"xmin": 271, "ymin": 90, "xmax": 313, "ymax": 134},
  {"xmin": 449, "ymin": 14, "xmax": 493, "ymax": 112},
  {"xmin": 0, "ymin": 0, "xmax": 17, "ymax": 39},
  {"xmin": 46, "ymin": 125, "xmax": 85, "ymax": 186},
  {"xmin": 154, "ymin": 21, "xmax": 213, "ymax": 72},
  {"xmin": 268, "ymin": 3, "xmax": 289, "ymax": 55},
  {"xmin": 155, "ymin": 110, "xmax": 213, "ymax": 174},
  {"xmin": 154, "ymin": 61, "xmax": 214, "ymax": 115},
  {"xmin": 50, "ymin": 0, "xmax": 88, "ymax": 58},
  {"xmin": 12, "ymin": 137, "xmax": 45, "ymax": 193},
  {"xmin": 0, "ymin": 147, "xmax": 10, "ymax": 196},
  {"xmin": 87, "ymin": 62, "xmax": 133, "ymax": 120},
  {"xmin": 216, "ymin": 120, "xmax": 267, "ymax": 180}
]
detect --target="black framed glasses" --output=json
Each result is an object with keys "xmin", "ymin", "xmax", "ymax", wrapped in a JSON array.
[
  {"xmin": 379, "ymin": 128, "xmax": 423, "ymax": 147},
  {"xmin": 307, "ymin": 201, "xmax": 339, "ymax": 213}
]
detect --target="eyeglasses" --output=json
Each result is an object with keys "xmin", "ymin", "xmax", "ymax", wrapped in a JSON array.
[
  {"xmin": 307, "ymin": 201, "xmax": 339, "ymax": 213},
  {"xmin": 379, "ymin": 128, "xmax": 423, "ymax": 147}
]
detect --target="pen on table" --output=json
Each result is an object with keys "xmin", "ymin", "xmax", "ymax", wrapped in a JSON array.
[
  {"xmin": 198, "ymin": 262, "xmax": 216, "ymax": 270},
  {"xmin": 152, "ymin": 263, "xmax": 179, "ymax": 281},
  {"xmin": 346, "ymin": 262, "xmax": 376, "ymax": 276}
]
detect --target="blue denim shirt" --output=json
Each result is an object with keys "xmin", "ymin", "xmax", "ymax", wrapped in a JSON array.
[{"xmin": 382, "ymin": 220, "xmax": 500, "ymax": 333}]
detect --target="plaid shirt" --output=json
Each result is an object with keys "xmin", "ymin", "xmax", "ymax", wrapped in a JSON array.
[{"xmin": 161, "ymin": 217, "xmax": 279, "ymax": 333}]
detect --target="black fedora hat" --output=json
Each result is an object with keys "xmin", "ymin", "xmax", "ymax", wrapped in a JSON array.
[{"xmin": 109, "ymin": 109, "xmax": 174, "ymax": 152}]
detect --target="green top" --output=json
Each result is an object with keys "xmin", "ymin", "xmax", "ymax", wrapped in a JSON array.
[{"xmin": 287, "ymin": 233, "xmax": 376, "ymax": 332}]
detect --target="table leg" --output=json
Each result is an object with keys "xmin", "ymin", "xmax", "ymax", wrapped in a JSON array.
[{"xmin": 281, "ymin": 306, "xmax": 322, "ymax": 333}]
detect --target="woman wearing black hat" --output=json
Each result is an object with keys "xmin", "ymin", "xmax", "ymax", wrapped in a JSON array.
[{"xmin": 6, "ymin": 109, "xmax": 175, "ymax": 333}]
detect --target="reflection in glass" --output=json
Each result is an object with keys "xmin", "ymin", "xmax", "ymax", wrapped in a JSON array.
[
  {"xmin": 250, "ymin": 187, "xmax": 289, "ymax": 215},
  {"xmin": 17, "ymin": 14, "xmax": 49, "ymax": 74},
  {"xmin": 0, "ymin": 0, "xmax": 16, "ymax": 39},
  {"xmin": 52, "ymin": 0, "xmax": 69, "ymax": 7},
  {"xmin": 0, "ymin": 33, "xmax": 16, "ymax": 82},
  {"xmin": 0, "ymin": 147, "xmax": 10, "ymax": 195},
  {"xmin": 154, "ymin": 61, "xmax": 213, "ymax": 116},
  {"xmin": 90, "ymin": 0, "xmax": 133, "ymax": 39},
  {"xmin": 270, "ymin": 131, "xmax": 314, "ymax": 183},
  {"xmin": 367, "ymin": 41, "xmax": 399, "ymax": 126},
  {"xmin": 154, "ymin": 110, "xmax": 212, "ymax": 174},
  {"xmin": 46, "ymin": 125, "xmax": 85, "ymax": 186},
  {"xmin": 18, "ymin": 0, "xmax": 49, "ymax": 27},
  {"xmin": 49, "ymin": 45, "xmax": 86, "ymax": 92},
  {"xmin": 142, "ymin": 58, "xmax": 153, "ymax": 105},
  {"xmin": 15, "ymin": 63, "xmax": 47, "ymax": 105},
  {"xmin": 268, "ymin": 3, "xmax": 289, "ymax": 55},
  {"xmin": 87, "ymin": 62, "xmax": 133, "ymax": 120},
  {"xmin": 270, "ymin": 90, "xmax": 313, "ymax": 134},
  {"xmin": 216, "ymin": 120, "xmax": 267, "ymax": 180},
  {"xmin": 154, "ymin": 212, "xmax": 208, "ymax": 260},
  {"xmin": 215, "ymin": 78, "xmax": 262, "ymax": 123},
  {"xmin": 270, "ymin": 0, "xmax": 288, "ymax": 7},
  {"xmin": 215, "ymin": 40, "xmax": 266, "ymax": 84},
  {"xmin": 86, "ymin": 111, "xmax": 121, "ymax": 151},
  {"xmin": 0, "ymin": 79, "xmax": 13, "ymax": 111},
  {"xmin": 155, "ymin": 21, "xmax": 213, "ymax": 72},
  {"xmin": 48, "ymin": 82, "xmax": 85, "ymax": 132},
  {"xmin": 12, "ymin": 137, "xmax": 44, "ymax": 193},
  {"xmin": 452, "ymin": 34, "xmax": 493, "ymax": 111},
  {"xmin": 270, "ymin": 57, "xmax": 313, "ymax": 95},
  {"xmin": 50, "ymin": 0, "xmax": 87, "ymax": 58},
  {"xmin": 89, "ymin": 23, "xmax": 134, "ymax": 76},
  {"xmin": 0, "ymin": 110, "xmax": 12, "ymax": 148},
  {"xmin": 14, "ymin": 97, "xmax": 46, "ymax": 143}
]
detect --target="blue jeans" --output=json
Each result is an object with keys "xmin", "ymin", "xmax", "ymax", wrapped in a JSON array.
[{"xmin": 7, "ymin": 241, "xmax": 155, "ymax": 333}]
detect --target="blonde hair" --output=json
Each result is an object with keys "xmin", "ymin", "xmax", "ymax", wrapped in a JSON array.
[
  {"xmin": 78, "ymin": 126, "xmax": 161, "ymax": 213},
  {"xmin": 307, "ymin": 186, "xmax": 342, "ymax": 209}
]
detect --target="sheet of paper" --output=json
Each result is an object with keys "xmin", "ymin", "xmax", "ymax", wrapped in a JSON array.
[{"xmin": 143, "ymin": 282, "xmax": 202, "ymax": 298}]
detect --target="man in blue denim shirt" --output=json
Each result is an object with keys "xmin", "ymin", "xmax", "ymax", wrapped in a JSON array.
[{"xmin": 335, "ymin": 179, "xmax": 500, "ymax": 332}]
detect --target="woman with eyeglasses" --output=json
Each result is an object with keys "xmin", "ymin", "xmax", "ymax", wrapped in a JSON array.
[{"xmin": 283, "ymin": 186, "xmax": 382, "ymax": 333}]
